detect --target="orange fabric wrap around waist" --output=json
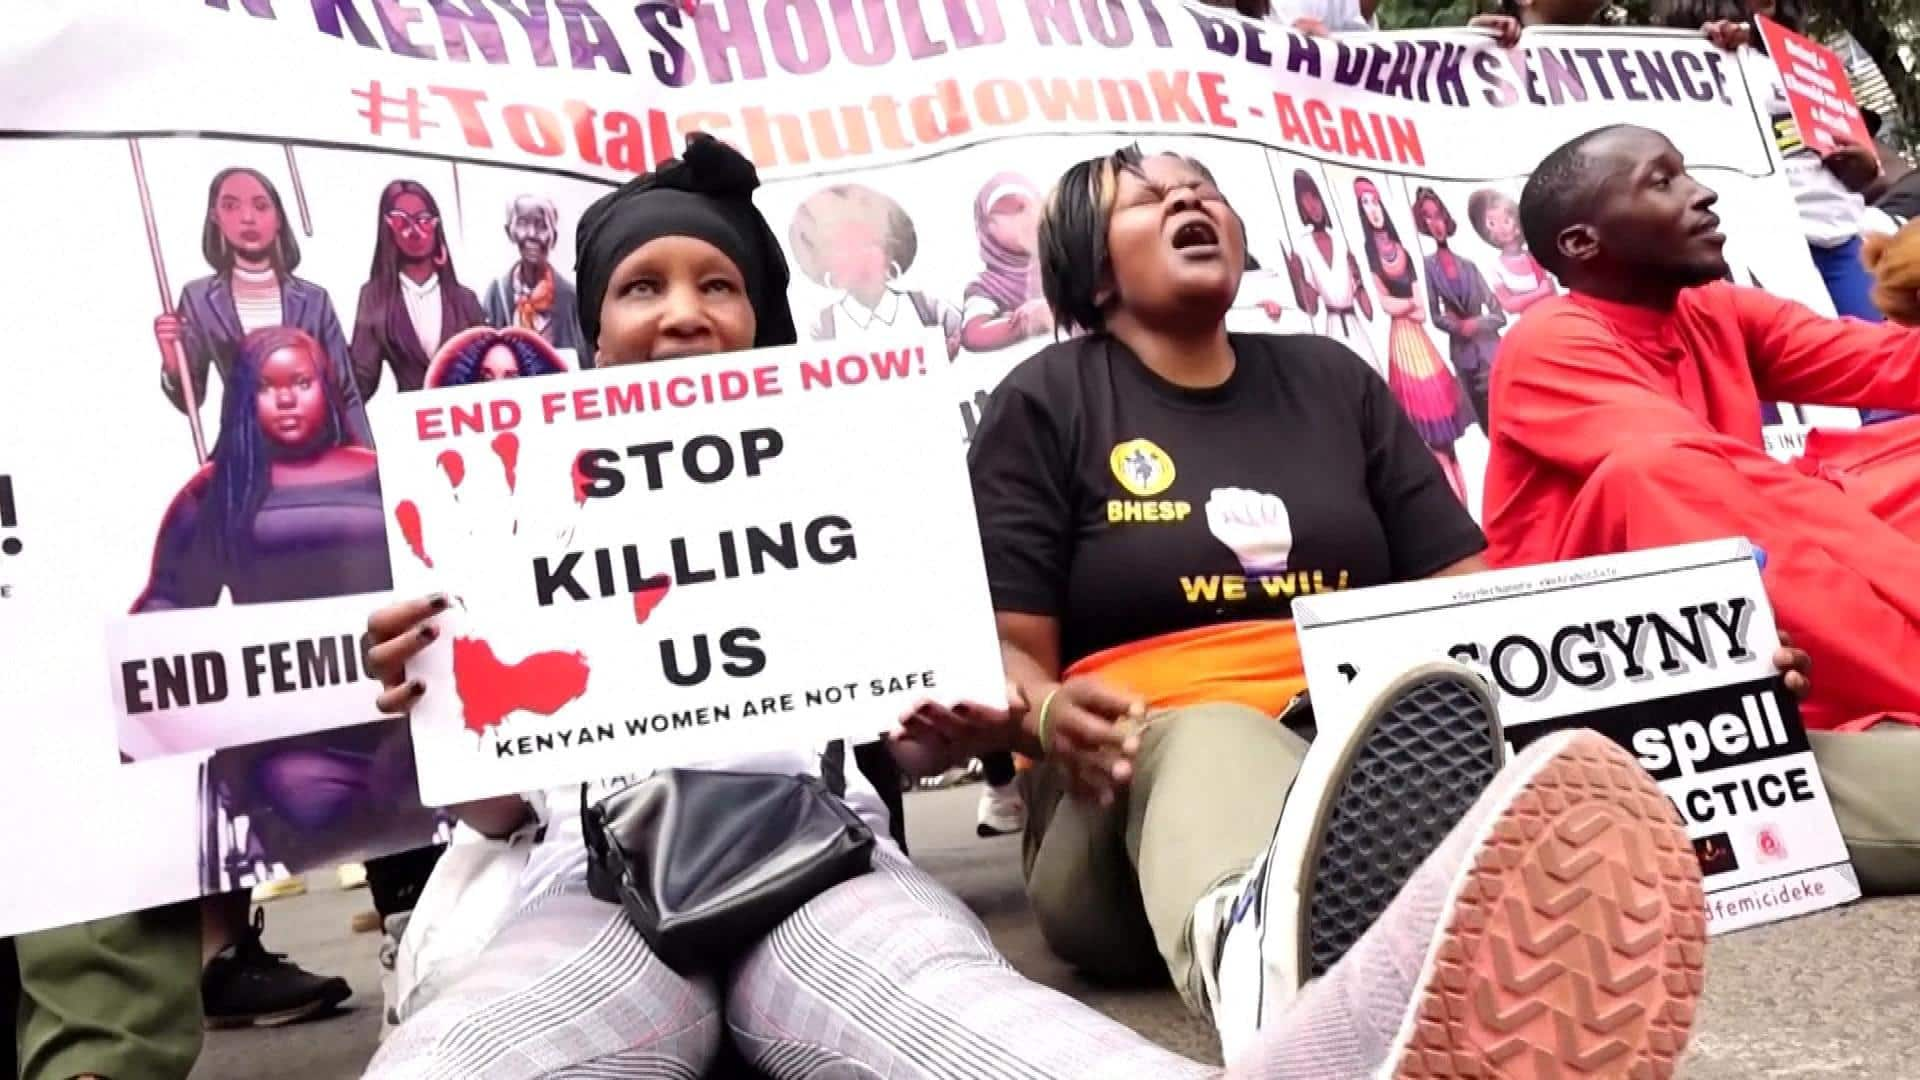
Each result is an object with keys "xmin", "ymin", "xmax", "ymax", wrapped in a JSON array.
[{"xmin": 1061, "ymin": 620, "xmax": 1307, "ymax": 717}]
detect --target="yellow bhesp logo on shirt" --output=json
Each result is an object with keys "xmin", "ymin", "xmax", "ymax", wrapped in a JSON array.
[{"xmin": 1107, "ymin": 439, "xmax": 1191, "ymax": 523}]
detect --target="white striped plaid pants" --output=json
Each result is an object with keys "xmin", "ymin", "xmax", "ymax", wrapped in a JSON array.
[{"xmin": 365, "ymin": 849, "xmax": 1216, "ymax": 1079}]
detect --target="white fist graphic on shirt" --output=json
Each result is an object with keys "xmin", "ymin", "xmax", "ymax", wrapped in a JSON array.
[{"xmin": 1206, "ymin": 487, "xmax": 1293, "ymax": 574}]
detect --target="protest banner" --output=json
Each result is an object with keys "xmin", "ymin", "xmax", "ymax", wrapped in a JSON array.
[
  {"xmin": 1754, "ymin": 16, "xmax": 1872, "ymax": 155},
  {"xmin": 373, "ymin": 330, "xmax": 1006, "ymax": 804},
  {"xmin": 0, "ymin": 2, "xmax": 1861, "ymax": 935},
  {"xmin": 1294, "ymin": 539, "xmax": 1859, "ymax": 934}
]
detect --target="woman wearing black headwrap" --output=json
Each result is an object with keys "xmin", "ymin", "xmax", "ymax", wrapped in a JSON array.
[{"xmin": 358, "ymin": 135, "xmax": 1697, "ymax": 1080}]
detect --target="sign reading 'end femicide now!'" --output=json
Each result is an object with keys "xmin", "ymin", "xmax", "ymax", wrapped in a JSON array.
[
  {"xmin": 1295, "ymin": 539, "xmax": 1857, "ymax": 935},
  {"xmin": 370, "ymin": 330, "xmax": 1007, "ymax": 806}
]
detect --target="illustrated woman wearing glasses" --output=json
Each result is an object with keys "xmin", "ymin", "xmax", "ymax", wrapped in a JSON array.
[{"xmin": 349, "ymin": 179, "xmax": 487, "ymax": 399}]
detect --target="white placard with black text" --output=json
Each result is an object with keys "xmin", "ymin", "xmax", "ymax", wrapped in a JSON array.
[
  {"xmin": 1294, "ymin": 539, "xmax": 1858, "ymax": 934},
  {"xmin": 371, "ymin": 330, "xmax": 1006, "ymax": 806}
]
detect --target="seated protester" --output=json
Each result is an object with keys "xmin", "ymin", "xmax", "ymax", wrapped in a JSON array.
[
  {"xmin": 361, "ymin": 133, "xmax": 1717, "ymax": 1080},
  {"xmin": 1483, "ymin": 123, "xmax": 1920, "ymax": 896},
  {"xmin": 968, "ymin": 142, "xmax": 1795, "ymax": 1058}
]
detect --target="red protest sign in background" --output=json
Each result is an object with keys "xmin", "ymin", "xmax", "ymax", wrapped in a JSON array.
[{"xmin": 1755, "ymin": 16, "xmax": 1873, "ymax": 154}]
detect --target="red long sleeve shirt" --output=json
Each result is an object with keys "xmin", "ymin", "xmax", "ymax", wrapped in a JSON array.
[{"xmin": 1484, "ymin": 282, "xmax": 1920, "ymax": 567}]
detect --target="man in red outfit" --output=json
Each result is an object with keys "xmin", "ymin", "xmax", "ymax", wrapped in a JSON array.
[{"xmin": 1484, "ymin": 123, "xmax": 1920, "ymax": 895}]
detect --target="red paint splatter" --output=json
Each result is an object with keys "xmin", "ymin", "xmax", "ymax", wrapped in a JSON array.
[
  {"xmin": 395, "ymin": 500, "xmax": 432, "ymax": 567},
  {"xmin": 450, "ymin": 636, "xmax": 591, "ymax": 735},
  {"xmin": 437, "ymin": 450, "xmax": 466, "ymax": 488},
  {"xmin": 632, "ymin": 574, "xmax": 671, "ymax": 622},
  {"xmin": 571, "ymin": 451, "xmax": 593, "ymax": 506},
  {"xmin": 492, "ymin": 432, "xmax": 521, "ymax": 492}
]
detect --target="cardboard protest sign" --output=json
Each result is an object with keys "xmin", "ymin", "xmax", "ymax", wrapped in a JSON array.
[
  {"xmin": 370, "ymin": 330, "xmax": 1006, "ymax": 805},
  {"xmin": 1295, "ymin": 540, "xmax": 1858, "ymax": 934},
  {"xmin": 0, "ymin": 5, "xmax": 1857, "ymax": 936},
  {"xmin": 107, "ymin": 593, "xmax": 392, "ymax": 761},
  {"xmin": 1754, "ymin": 17, "xmax": 1874, "ymax": 155}
]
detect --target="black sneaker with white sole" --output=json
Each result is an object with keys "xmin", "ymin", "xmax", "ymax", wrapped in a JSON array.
[
  {"xmin": 1200, "ymin": 660, "xmax": 1505, "ymax": 1060},
  {"xmin": 202, "ymin": 908, "xmax": 352, "ymax": 1029}
]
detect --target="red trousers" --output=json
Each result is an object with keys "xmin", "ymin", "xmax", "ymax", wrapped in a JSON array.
[{"xmin": 1566, "ymin": 417, "xmax": 1920, "ymax": 731}]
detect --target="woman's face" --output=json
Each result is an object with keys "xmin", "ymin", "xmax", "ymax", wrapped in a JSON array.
[
  {"xmin": 1360, "ymin": 187, "xmax": 1387, "ymax": 230},
  {"xmin": 1417, "ymin": 200, "xmax": 1449, "ymax": 241},
  {"xmin": 825, "ymin": 217, "xmax": 890, "ymax": 294},
  {"xmin": 1104, "ymin": 154, "xmax": 1243, "ymax": 323},
  {"xmin": 255, "ymin": 344, "xmax": 328, "ymax": 447},
  {"xmin": 479, "ymin": 344, "xmax": 521, "ymax": 382},
  {"xmin": 595, "ymin": 236, "xmax": 757, "ymax": 366},
  {"xmin": 386, "ymin": 191, "xmax": 440, "ymax": 262},
  {"xmin": 1485, "ymin": 199, "xmax": 1520, "ymax": 248},
  {"xmin": 214, "ymin": 173, "xmax": 279, "ymax": 261},
  {"xmin": 1300, "ymin": 184, "xmax": 1325, "ymax": 226},
  {"xmin": 985, "ymin": 193, "xmax": 1038, "ymax": 255}
]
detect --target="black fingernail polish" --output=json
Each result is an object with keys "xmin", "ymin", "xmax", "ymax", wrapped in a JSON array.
[
  {"xmin": 419, "ymin": 624, "xmax": 437, "ymax": 643},
  {"xmin": 409, "ymin": 680, "xmax": 426, "ymax": 698},
  {"xmin": 428, "ymin": 593, "xmax": 449, "ymax": 611}
]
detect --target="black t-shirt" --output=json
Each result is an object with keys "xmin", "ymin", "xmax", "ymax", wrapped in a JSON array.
[{"xmin": 969, "ymin": 332, "xmax": 1486, "ymax": 667}]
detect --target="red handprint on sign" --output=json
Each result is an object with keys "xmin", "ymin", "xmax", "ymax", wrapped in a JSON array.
[{"xmin": 390, "ymin": 430, "xmax": 671, "ymax": 736}]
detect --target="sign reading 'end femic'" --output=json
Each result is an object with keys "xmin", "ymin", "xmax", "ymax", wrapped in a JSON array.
[
  {"xmin": 105, "ymin": 592, "xmax": 394, "ymax": 763},
  {"xmin": 1295, "ymin": 539, "xmax": 1858, "ymax": 935}
]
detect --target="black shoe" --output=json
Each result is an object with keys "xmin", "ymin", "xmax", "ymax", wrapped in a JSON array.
[{"xmin": 202, "ymin": 908, "xmax": 352, "ymax": 1029}]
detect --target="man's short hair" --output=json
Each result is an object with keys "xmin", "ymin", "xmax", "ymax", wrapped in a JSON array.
[{"xmin": 1519, "ymin": 124, "xmax": 1635, "ymax": 278}]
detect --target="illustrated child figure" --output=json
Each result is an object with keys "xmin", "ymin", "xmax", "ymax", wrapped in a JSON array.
[{"xmin": 787, "ymin": 183, "xmax": 961, "ymax": 355}]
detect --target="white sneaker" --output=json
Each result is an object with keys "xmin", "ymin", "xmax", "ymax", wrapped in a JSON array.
[
  {"xmin": 1228, "ymin": 729, "xmax": 1707, "ymax": 1079},
  {"xmin": 1204, "ymin": 661, "xmax": 1505, "ymax": 1061},
  {"xmin": 976, "ymin": 781, "xmax": 1026, "ymax": 837}
]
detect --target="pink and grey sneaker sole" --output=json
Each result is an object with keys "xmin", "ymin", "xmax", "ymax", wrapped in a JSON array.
[{"xmin": 1383, "ymin": 730, "xmax": 1706, "ymax": 1079}]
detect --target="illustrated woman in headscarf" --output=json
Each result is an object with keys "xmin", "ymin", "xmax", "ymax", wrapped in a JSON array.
[
  {"xmin": 1353, "ymin": 177, "xmax": 1472, "ymax": 501},
  {"xmin": 788, "ymin": 183, "xmax": 961, "ymax": 355},
  {"xmin": 349, "ymin": 180, "xmax": 487, "ymax": 400},
  {"xmin": 1466, "ymin": 187, "xmax": 1557, "ymax": 317},
  {"xmin": 1412, "ymin": 186, "xmax": 1503, "ymax": 432},
  {"xmin": 155, "ymin": 167, "xmax": 372, "ymax": 446},
  {"xmin": 424, "ymin": 326, "xmax": 571, "ymax": 389},
  {"xmin": 1286, "ymin": 169, "xmax": 1376, "ymax": 366},
  {"xmin": 959, "ymin": 173, "xmax": 1052, "ymax": 352}
]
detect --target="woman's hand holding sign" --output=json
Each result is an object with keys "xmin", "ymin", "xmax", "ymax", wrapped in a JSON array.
[
  {"xmin": 366, "ymin": 592, "xmax": 535, "ymax": 838},
  {"xmin": 366, "ymin": 592, "xmax": 451, "ymax": 714}
]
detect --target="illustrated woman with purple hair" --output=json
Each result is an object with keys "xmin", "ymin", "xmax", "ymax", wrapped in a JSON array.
[
  {"xmin": 425, "ymin": 326, "xmax": 571, "ymax": 389},
  {"xmin": 958, "ymin": 174, "xmax": 1052, "ymax": 352}
]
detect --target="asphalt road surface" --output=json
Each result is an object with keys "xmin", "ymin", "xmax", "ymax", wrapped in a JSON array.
[{"xmin": 193, "ymin": 784, "xmax": 1920, "ymax": 1079}]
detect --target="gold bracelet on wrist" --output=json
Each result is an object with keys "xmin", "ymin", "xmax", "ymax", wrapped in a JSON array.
[{"xmin": 1036, "ymin": 687, "xmax": 1063, "ymax": 758}]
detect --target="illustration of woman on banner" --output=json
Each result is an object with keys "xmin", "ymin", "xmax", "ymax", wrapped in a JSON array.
[
  {"xmin": 1286, "ymin": 169, "xmax": 1376, "ymax": 365},
  {"xmin": 154, "ymin": 167, "xmax": 373, "ymax": 446},
  {"xmin": 1467, "ymin": 187, "xmax": 1558, "ymax": 316},
  {"xmin": 350, "ymin": 180, "xmax": 487, "ymax": 399},
  {"xmin": 1353, "ymin": 177, "xmax": 1472, "ymax": 501},
  {"xmin": 788, "ymin": 183, "xmax": 961, "ymax": 355},
  {"xmin": 128, "ymin": 325, "xmax": 439, "ymax": 886},
  {"xmin": 958, "ymin": 173, "xmax": 1052, "ymax": 352},
  {"xmin": 1412, "ymin": 186, "xmax": 1503, "ymax": 431},
  {"xmin": 481, "ymin": 193, "xmax": 587, "ymax": 358},
  {"xmin": 133, "ymin": 326, "xmax": 390, "ymax": 612},
  {"xmin": 425, "ymin": 326, "xmax": 572, "ymax": 388}
]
